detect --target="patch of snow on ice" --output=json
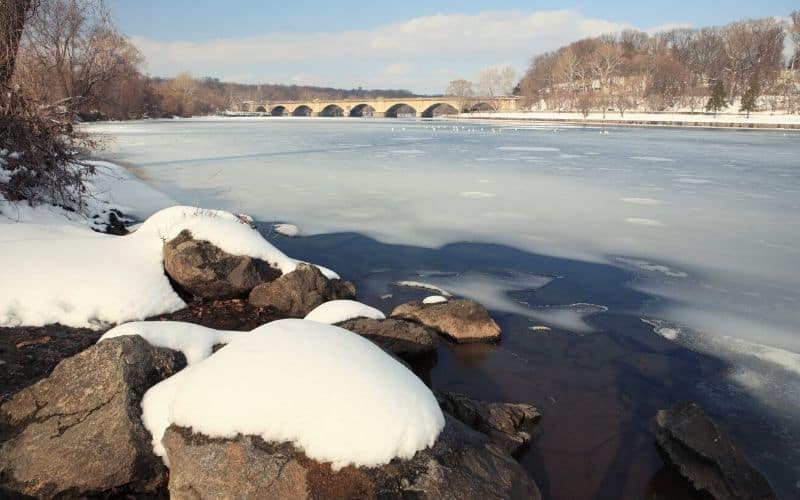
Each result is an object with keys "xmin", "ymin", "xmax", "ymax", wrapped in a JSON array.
[
  {"xmin": 305, "ymin": 300, "xmax": 386, "ymax": 324},
  {"xmin": 528, "ymin": 303, "xmax": 608, "ymax": 333},
  {"xmin": 142, "ymin": 319, "xmax": 445, "ymax": 469},
  {"xmin": 628, "ymin": 156, "xmax": 675, "ymax": 162},
  {"xmin": 676, "ymin": 177, "xmax": 712, "ymax": 184},
  {"xmin": 274, "ymin": 223, "xmax": 299, "ymax": 237},
  {"xmin": 641, "ymin": 318, "xmax": 680, "ymax": 341},
  {"xmin": 393, "ymin": 281, "xmax": 452, "ymax": 296},
  {"xmin": 496, "ymin": 146, "xmax": 560, "ymax": 152},
  {"xmin": 410, "ymin": 272, "xmax": 607, "ymax": 333},
  {"xmin": 459, "ymin": 191, "xmax": 495, "ymax": 199},
  {"xmin": 620, "ymin": 197, "xmax": 664, "ymax": 206},
  {"xmin": 616, "ymin": 258, "xmax": 688, "ymax": 278},
  {"xmin": 100, "ymin": 321, "xmax": 241, "ymax": 364},
  {"xmin": 624, "ymin": 217, "xmax": 665, "ymax": 226},
  {"xmin": 422, "ymin": 295, "xmax": 448, "ymax": 304}
]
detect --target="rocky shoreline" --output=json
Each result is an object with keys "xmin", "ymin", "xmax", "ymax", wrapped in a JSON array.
[{"xmin": 0, "ymin": 216, "xmax": 778, "ymax": 499}]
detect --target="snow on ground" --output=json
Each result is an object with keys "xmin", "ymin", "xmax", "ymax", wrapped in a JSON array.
[
  {"xmin": 0, "ymin": 160, "xmax": 171, "ymax": 227},
  {"xmin": 0, "ymin": 200, "xmax": 338, "ymax": 328},
  {"xmin": 464, "ymin": 111, "xmax": 800, "ymax": 127},
  {"xmin": 100, "ymin": 321, "xmax": 242, "ymax": 364},
  {"xmin": 141, "ymin": 319, "xmax": 445, "ymax": 468},
  {"xmin": 305, "ymin": 300, "xmax": 385, "ymax": 324}
]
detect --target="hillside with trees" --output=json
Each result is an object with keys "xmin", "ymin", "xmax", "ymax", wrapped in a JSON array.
[
  {"xmin": 517, "ymin": 13, "xmax": 800, "ymax": 115},
  {"xmin": 10, "ymin": 0, "xmax": 416, "ymax": 120}
]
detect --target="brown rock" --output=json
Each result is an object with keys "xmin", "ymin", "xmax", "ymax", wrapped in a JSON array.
[
  {"xmin": 248, "ymin": 262, "xmax": 356, "ymax": 317},
  {"xmin": 390, "ymin": 299, "xmax": 501, "ymax": 343},
  {"xmin": 655, "ymin": 401, "xmax": 777, "ymax": 500},
  {"xmin": 162, "ymin": 415, "xmax": 540, "ymax": 499},
  {"xmin": 335, "ymin": 318, "xmax": 438, "ymax": 359},
  {"xmin": 163, "ymin": 229, "xmax": 281, "ymax": 299},
  {"xmin": 435, "ymin": 391, "xmax": 541, "ymax": 455},
  {"xmin": 0, "ymin": 336, "xmax": 186, "ymax": 498}
]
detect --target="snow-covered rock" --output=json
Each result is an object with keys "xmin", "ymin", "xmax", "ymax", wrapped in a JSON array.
[
  {"xmin": 423, "ymin": 295, "xmax": 448, "ymax": 304},
  {"xmin": 161, "ymin": 415, "xmax": 540, "ymax": 499},
  {"xmin": 305, "ymin": 300, "xmax": 385, "ymax": 324},
  {"xmin": 163, "ymin": 229, "xmax": 281, "ymax": 299},
  {"xmin": 143, "ymin": 319, "xmax": 444, "ymax": 469},
  {"xmin": 137, "ymin": 206, "xmax": 339, "ymax": 280}
]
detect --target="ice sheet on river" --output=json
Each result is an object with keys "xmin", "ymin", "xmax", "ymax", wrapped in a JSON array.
[{"xmin": 82, "ymin": 118, "xmax": 800, "ymax": 384}]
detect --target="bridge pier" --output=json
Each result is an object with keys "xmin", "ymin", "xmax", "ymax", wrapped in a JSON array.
[{"xmin": 372, "ymin": 112, "xmax": 385, "ymax": 118}]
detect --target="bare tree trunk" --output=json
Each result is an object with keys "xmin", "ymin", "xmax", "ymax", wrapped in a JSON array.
[{"xmin": 0, "ymin": 0, "xmax": 33, "ymax": 89}]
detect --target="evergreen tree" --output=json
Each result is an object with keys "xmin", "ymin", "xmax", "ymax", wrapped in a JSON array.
[
  {"xmin": 706, "ymin": 80, "xmax": 728, "ymax": 116},
  {"xmin": 740, "ymin": 78, "xmax": 760, "ymax": 118}
]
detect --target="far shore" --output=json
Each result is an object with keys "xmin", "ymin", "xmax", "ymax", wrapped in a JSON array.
[{"xmin": 452, "ymin": 111, "xmax": 800, "ymax": 130}]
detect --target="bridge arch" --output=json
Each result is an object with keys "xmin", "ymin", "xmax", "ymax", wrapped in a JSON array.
[
  {"xmin": 270, "ymin": 105, "xmax": 288, "ymax": 116},
  {"xmin": 385, "ymin": 103, "xmax": 417, "ymax": 118},
  {"xmin": 254, "ymin": 105, "xmax": 267, "ymax": 113},
  {"xmin": 469, "ymin": 102, "xmax": 497, "ymax": 112},
  {"xmin": 320, "ymin": 104, "xmax": 345, "ymax": 117},
  {"xmin": 421, "ymin": 103, "xmax": 459, "ymax": 118},
  {"xmin": 349, "ymin": 103, "xmax": 375, "ymax": 117},
  {"xmin": 292, "ymin": 105, "xmax": 313, "ymax": 117}
]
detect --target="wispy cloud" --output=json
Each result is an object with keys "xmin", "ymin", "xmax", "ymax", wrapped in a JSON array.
[{"xmin": 132, "ymin": 9, "xmax": 636, "ymax": 93}]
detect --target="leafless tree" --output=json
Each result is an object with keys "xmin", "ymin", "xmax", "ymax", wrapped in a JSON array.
[
  {"xmin": 16, "ymin": 0, "xmax": 142, "ymax": 113},
  {"xmin": 446, "ymin": 79, "xmax": 474, "ymax": 112},
  {"xmin": 788, "ymin": 10, "xmax": 800, "ymax": 70},
  {"xmin": 1, "ymin": 0, "xmax": 35, "ymax": 89},
  {"xmin": 2, "ymin": 0, "xmax": 96, "ymax": 209},
  {"xmin": 590, "ymin": 43, "xmax": 622, "ymax": 118},
  {"xmin": 477, "ymin": 65, "xmax": 515, "ymax": 98}
]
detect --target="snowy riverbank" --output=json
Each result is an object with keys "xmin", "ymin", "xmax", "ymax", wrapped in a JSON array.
[{"xmin": 458, "ymin": 110, "xmax": 800, "ymax": 129}]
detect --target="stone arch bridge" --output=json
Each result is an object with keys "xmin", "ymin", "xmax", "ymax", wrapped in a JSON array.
[{"xmin": 243, "ymin": 97, "xmax": 518, "ymax": 117}]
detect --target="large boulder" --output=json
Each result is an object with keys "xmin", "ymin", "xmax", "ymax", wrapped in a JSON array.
[
  {"xmin": 161, "ymin": 415, "xmax": 540, "ymax": 499},
  {"xmin": 163, "ymin": 229, "xmax": 281, "ymax": 299},
  {"xmin": 391, "ymin": 299, "xmax": 501, "ymax": 343},
  {"xmin": 0, "ymin": 336, "xmax": 186, "ymax": 498},
  {"xmin": 435, "ymin": 391, "xmax": 541, "ymax": 455},
  {"xmin": 335, "ymin": 317, "xmax": 438, "ymax": 359},
  {"xmin": 248, "ymin": 262, "xmax": 356, "ymax": 317},
  {"xmin": 654, "ymin": 401, "xmax": 777, "ymax": 500}
]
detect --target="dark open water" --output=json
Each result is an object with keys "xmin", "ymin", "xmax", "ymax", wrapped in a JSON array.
[{"xmin": 270, "ymin": 228, "xmax": 798, "ymax": 499}]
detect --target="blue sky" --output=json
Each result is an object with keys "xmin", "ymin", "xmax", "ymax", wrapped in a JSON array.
[{"xmin": 108, "ymin": 1, "xmax": 798, "ymax": 93}]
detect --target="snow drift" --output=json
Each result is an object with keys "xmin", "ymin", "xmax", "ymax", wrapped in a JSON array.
[{"xmin": 0, "ymin": 205, "xmax": 337, "ymax": 328}]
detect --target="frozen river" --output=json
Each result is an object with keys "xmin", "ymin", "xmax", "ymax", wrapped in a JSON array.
[{"xmin": 85, "ymin": 117, "xmax": 800, "ymax": 497}]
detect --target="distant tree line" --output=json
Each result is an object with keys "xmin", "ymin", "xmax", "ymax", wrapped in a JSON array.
[
  {"xmin": 516, "ymin": 13, "xmax": 800, "ymax": 115},
  {"xmin": 11, "ymin": 0, "xmax": 416, "ymax": 120}
]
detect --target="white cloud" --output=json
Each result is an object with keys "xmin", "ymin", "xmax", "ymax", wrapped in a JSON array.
[{"xmin": 132, "ymin": 9, "xmax": 636, "ymax": 93}]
